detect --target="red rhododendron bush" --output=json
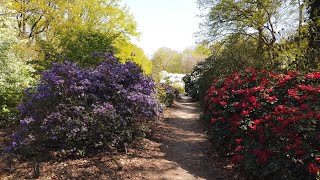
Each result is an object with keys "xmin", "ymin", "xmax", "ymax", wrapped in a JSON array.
[{"xmin": 203, "ymin": 68, "xmax": 320, "ymax": 179}]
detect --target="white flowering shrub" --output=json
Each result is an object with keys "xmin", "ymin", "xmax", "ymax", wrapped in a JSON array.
[{"xmin": 0, "ymin": 4, "xmax": 36, "ymax": 125}]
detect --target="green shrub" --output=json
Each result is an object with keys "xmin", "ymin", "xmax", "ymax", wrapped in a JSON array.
[
  {"xmin": 157, "ymin": 83, "xmax": 176, "ymax": 107},
  {"xmin": 0, "ymin": 18, "xmax": 36, "ymax": 126}
]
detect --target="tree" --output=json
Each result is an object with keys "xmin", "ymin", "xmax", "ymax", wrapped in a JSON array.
[
  {"xmin": 0, "ymin": 3, "xmax": 35, "ymax": 124},
  {"xmin": 308, "ymin": 0, "xmax": 320, "ymax": 49},
  {"xmin": 129, "ymin": 45, "xmax": 152, "ymax": 75},
  {"xmin": 292, "ymin": 0, "xmax": 308, "ymax": 47},
  {"xmin": 197, "ymin": 0, "xmax": 291, "ymax": 65},
  {"xmin": 8, "ymin": 0, "xmax": 138, "ymax": 40},
  {"xmin": 151, "ymin": 48, "xmax": 183, "ymax": 81},
  {"xmin": 181, "ymin": 44, "xmax": 211, "ymax": 73},
  {"xmin": 307, "ymin": 0, "xmax": 320, "ymax": 69},
  {"xmin": 6, "ymin": 0, "xmax": 141, "ymax": 69}
]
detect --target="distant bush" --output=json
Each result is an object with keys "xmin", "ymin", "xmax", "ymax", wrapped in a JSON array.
[
  {"xmin": 183, "ymin": 56, "xmax": 221, "ymax": 102},
  {"xmin": 157, "ymin": 83, "xmax": 176, "ymax": 107},
  {"xmin": 203, "ymin": 68, "xmax": 320, "ymax": 179},
  {"xmin": 8, "ymin": 53, "xmax": 161, "ymax": 157},
  {"xmin": 171, "ymin": 84, "xmax": 184, "ymax": 98}
]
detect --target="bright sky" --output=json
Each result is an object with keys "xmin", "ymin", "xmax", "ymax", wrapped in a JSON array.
[{"xmin": 122, "ymin": 0, "xmax": 201, "ymax": 57}]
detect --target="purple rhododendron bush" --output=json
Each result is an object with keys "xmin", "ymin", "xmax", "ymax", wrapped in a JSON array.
[
  {"xmin": 203, "ymin": 68, "xmax": 320, "ymax": 179},
  {"xmin": 7, "ymin": 53, "xmax": 161, "ymax": 158}
]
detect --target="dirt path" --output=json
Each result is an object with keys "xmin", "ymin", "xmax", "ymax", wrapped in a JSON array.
[
  {"xmin": 121, "ymin": 95, "xmax": 244, "ymax": 180},
  {"xmin": 0, "ymin": 95, "xmax": 245, "ymax": 179}
]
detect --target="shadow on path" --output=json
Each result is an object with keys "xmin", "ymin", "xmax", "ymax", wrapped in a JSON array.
[{"xmin": 160, "ymin": 95, "xmax": 243, "ymax": 180}]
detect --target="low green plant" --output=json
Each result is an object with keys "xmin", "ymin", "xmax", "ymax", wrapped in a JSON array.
[{"xmin": 157, "ymin": 83, "xmax": 176, "ymax": 107}]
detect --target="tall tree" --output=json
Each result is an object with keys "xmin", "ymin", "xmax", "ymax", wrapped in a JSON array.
[
  {"xmin": 6, "ymin": 0, "xmax": 141, "ymax": 69},
  {"xmin": 8, "ymin": 0, "xmax": 138, "ymax": 40},
  {"xmin": 181, "ymin": 44, "xmax": 211, "ymax": 73},
  {"xmin": 308, "ymin": 0, "xmax": 320, "ymax": 49},
  {"xmin": 151, "ymin": 48, "xmax": 183, "ymax": 81},
  {"xmin": 294, "ymin": 0, "xmax": 307, "ymax": 47},
  {"xmin": 126, "ymin": 45, "xmax": 152, "ymax": 75},
  {"xmin": 0, "ymin": 2, "xmax": 35, "ymax": 123},
  {"xmin": 197, "ymin": 0, "xmax": 288, "ymax": 65},
  {"xmin": 307, "ymin": 0, "xmax": 320, "ymax": 69}
]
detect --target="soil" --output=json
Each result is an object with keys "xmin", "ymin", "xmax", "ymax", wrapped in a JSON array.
[{"xmin": 0, "ymin": 95, "xmax": 245, "ymax": 179}]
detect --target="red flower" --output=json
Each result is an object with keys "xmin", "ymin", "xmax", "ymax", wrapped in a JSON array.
[
  {"xmin": 233, "ymin": 103, "xmax": 241, "ymax": 109},
  {"xmin": 260, "ymin": 78, "xmax": 270, "ymax": 85},
  {"xmin": 220, "ymin": 101, "xmax": 227, "ymax": 106},
  {"xmin": 211, "ymin": 97, "xmax": 221, "ymax": 103},
  {"xmin": 235, "ymin": 145, "xmax": 244, "ymax": 152},
  {"xmin": 288, "ymin": 89, "xmax": 298, "ymax": 97},
  {"xmin": 249, "ymin": 96, "xmax": 257, "ymax": 103},
  {"xmin": 235, "ymin": 138, "xmax": 243, "ymax": 144},
  {"xmin": 267, "ymin": 95, "xmax": 277, "ymax": 103},
  {"xmin": 266, "ymin": 88, "xmax": 273, "ymax": 93},
  {"xmin": 242, "ymin": 110, "xmax": 249, "ymax": 116},
  {"xmin": 301, "ymin": 104, "xmax": 310, "ymax": 110},
  {"xmin": 265, "ymin": 115, "xmax": 272, "ymax": 121},
  {"xmin": 308, "ymin": 163, "xmax": 319, "ymax": 175},
  {"xmin": 211, "ymin": 119, "xmax": 217, "ymax": 123},
  {"xmin": 254, "ymin": 119, "xmax": 262, "ymax": 125},
  {"xmin": 276, "ymin": 105, "xmax": 286, "ymax": 113},
  {"xmin": 305, "ymin": 72, "xmax": 320, "ymax": 79},
  {"xmin": 249, "ymin": 124, "xmax": 257, "ymax": 130}
]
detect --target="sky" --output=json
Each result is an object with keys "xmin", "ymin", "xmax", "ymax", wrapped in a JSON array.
[{"xmin": 122, "ymin": 0, "xmax": 201, "ymax": 57}]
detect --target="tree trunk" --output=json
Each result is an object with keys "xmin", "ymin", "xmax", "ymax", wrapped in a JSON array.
[
  {"xmin": 309, "ymin": 0, "xmax": 320, "ymax": 49},
  {"xmin": 298, "ymin": 0, "xmax": 304, "ymax": 47},
  {"xmin": 257, "ymin": 26, "xmax": 264, "ymax": 64},
  {"xmin": 308, "ymin": 0, "xmax": 320, "ymax": 69},
  {"xmin": 256, "ymin": 0, "xmax": 265, "ymax": 66}
]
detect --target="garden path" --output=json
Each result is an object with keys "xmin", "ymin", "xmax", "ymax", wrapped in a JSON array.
[{"xmin": 130, "ymin": 95, "xmax": 244, "ymax": 180}]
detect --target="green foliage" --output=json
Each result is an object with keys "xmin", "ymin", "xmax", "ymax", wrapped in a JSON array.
[
  {"xmin": 181, "ymin": 44, "xmax": 210, "ymax": 73},
  {"xmin": 0, "ymin": 5, "xmax": 36, "ymax": 125},
  {"xmin": 152, "ymin": 45, "xmax": 210, "ymax": 81},
  {"xmin": 193, "ymin": 44, "xmax": 211, "ymax": 57},
  {"xmin": 152, "ymin": 48, "xmax": 183, "ymax": 81},
  {"xmin": 6, "ymin": 0, "xmax": 153, "ymax": 74},
  {"xmin": 274, "ymin": 25, "xmax": 311, "ymax": 71},
  {"xmin": 157, "ymin": 83, "xmax": 177, "ymax": 107},
  {"xmin": 8, "ymin": 0, "xmax": 139, "ymax": 40},
  {"xmin": 184, "ymin": 34, "xmax": 258, "ymax": 102},
  {"xmin": 39, "ymin": 29, "xmax": 113, "ymax": 67},
  {"xmin": 171, "ymin": 84, "xmax": 185, "ymax": 95},
  {"xmin": 121, "ymin": 44, "xmax": 152, "ymax": 75}
]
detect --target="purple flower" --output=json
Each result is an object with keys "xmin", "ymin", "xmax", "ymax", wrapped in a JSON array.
[{"xmin": 9, "ymin": 53, "xmax": 161, "ymax": 157}]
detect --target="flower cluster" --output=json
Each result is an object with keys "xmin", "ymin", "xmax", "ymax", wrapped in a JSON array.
[
  {"xmin": 204, "ymin": 68, "xmax": 320, "ymax": 179},
  {"xmin": 9, "ymin": 53, "xmax": 161, "ymax": 157}
]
